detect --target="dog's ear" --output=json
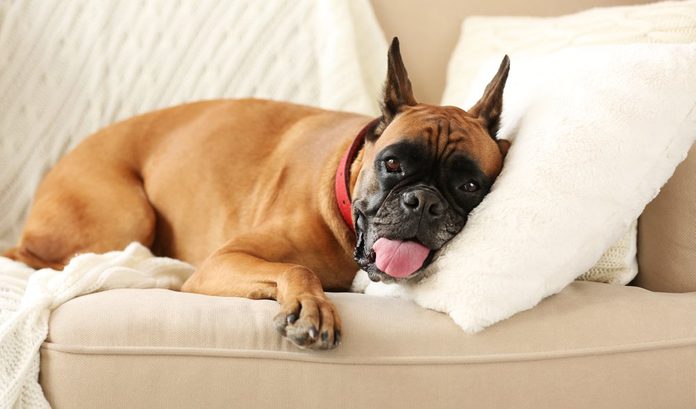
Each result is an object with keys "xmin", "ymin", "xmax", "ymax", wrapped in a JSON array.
[
  {"xmin": 497, "ymin": 139, "xmax": 511, "ymax": 158},
  {"xmin": 469, "ymin": 55, "xmax": 510, "ymax": 140},
  {"xmin": 375, "ymin": 37, "xmax": 417, "ymax": 136}
]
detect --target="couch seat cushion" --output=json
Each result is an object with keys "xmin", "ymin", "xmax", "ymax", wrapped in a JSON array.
[{"xmin": 41, "ymin": 282, "xmax": 696, "ymax": 409}]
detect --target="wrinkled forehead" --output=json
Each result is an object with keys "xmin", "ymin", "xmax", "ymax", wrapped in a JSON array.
[{"xmin": 374, "ymin": 105, "xmax": 502, "ymax": 177}]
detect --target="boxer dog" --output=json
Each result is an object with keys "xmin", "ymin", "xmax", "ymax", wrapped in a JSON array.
[{"xmin": 5, "ymin": 38, "xmax": 510, "ymax": 349}]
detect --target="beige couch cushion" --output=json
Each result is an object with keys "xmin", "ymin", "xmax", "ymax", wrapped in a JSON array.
[
  {"xmin": 41, "ymin": 284, "xmax": 696, "ymax": 408},
  {"xmin": 637, "ymin": 145, "xmax": 696, "ymax": 292}
]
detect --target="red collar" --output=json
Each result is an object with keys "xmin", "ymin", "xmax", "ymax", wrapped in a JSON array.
[{"xmin": 335, "ymin": 118, "xmax": 379, "ymax": 234}]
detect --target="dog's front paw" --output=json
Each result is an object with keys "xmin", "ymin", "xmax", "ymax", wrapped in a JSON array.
[{"xmin": 273, "ymin": 294, "xmax": 342, "ymax": 350}]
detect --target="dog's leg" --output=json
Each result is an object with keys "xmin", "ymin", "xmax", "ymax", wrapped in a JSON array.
[
  {"xmin": 3, "ymin": 246, "xmax": 66, "ymax": 269},
  {"xmin": 11, "ymin": 164, "xmax": 156, "ymax": 270},
  {"xmin": 181, "ymin": 236, "xmax": 342, "ymax": 350}
]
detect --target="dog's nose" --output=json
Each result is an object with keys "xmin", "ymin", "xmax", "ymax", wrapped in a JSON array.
[{"xmin": 401, "ymin": 190, "xmax": 446, "ymax": 218}]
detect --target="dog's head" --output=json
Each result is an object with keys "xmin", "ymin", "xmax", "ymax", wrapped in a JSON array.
[{"xmin": 352, "ymin": 37, "xmax": 511, "ymax": 283}]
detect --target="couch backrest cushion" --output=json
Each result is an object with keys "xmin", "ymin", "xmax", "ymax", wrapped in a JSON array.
[{"xmin": 636, "ymin": 145, "xmax": 696, "ymax": 292}]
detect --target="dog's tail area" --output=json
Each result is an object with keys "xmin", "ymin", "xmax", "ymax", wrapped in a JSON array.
[
  {"xmin": 3, "ymin": 247, "xmax": 18, "ymax": 260},
  {"xmin": 2, "ymin": 245, "xmax": 66, "ymax": 270}
]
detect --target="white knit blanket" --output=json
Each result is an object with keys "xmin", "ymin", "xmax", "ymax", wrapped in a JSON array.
[
  {"xmin": 0, "ymin": 244, "xmax": 193, "ymax": 408},
  {"xmin": 0, "ymin": 1, "xmax": 385, "ymax": 407},
  {"xmin": 0, "ymin": 0, "xmax": 385, "ymax": 251}
]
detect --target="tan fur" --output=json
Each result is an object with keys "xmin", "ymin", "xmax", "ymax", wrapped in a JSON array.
[{"xmin": 368, "ymin": 105, "xmax": 505, "ymax": 178}]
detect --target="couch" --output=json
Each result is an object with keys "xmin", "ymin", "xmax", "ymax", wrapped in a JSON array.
[{"xmin": 29, "ymin": 0, "xmax": 696, "ymax": 408}]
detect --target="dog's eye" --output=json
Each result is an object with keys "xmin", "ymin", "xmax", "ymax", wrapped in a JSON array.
[
  {"xmin": 460, "ymin": 180, "xmax": 480, "ymax": 192},
  {"xmin": 384, "ymin": 157, "xmax": 402, "ymax": 173}
]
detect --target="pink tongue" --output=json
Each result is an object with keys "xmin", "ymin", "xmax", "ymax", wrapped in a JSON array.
[{"xmin": 372, "ymin": 238, "xmax": 430, "ymax": 278}]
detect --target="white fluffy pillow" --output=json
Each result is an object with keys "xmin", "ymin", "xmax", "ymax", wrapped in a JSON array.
[
  {"xmin": 358, "ymin": 43, "xmax": 696, "ymax": 332},
  {"xmin": 442, "ymin": 0, "xmax": 696, "ymax": 284}
]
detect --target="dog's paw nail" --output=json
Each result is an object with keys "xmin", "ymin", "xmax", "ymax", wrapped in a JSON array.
[
  {"xmin": 273, "ymin": 316, "xmax": 287, "ymax": 335},
  {"xmin": 334, "ymin": 330, "xmax": 341, "ymax": 345},
  {"xmin": 308, "ymin": 326, "xmax": 318, "ymax": 340},
  {"xmin": 321, "ymin": 331, "xmax": 329, "ymax": 342},
  {"xmin": 286, "ymin": 314, "xmax": 297, "ymax": 325}
]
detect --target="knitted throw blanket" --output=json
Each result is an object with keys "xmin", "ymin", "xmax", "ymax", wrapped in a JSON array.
[{"xmin": 0, "ymin": 243, "xmax": 193, "ymax": 408}]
